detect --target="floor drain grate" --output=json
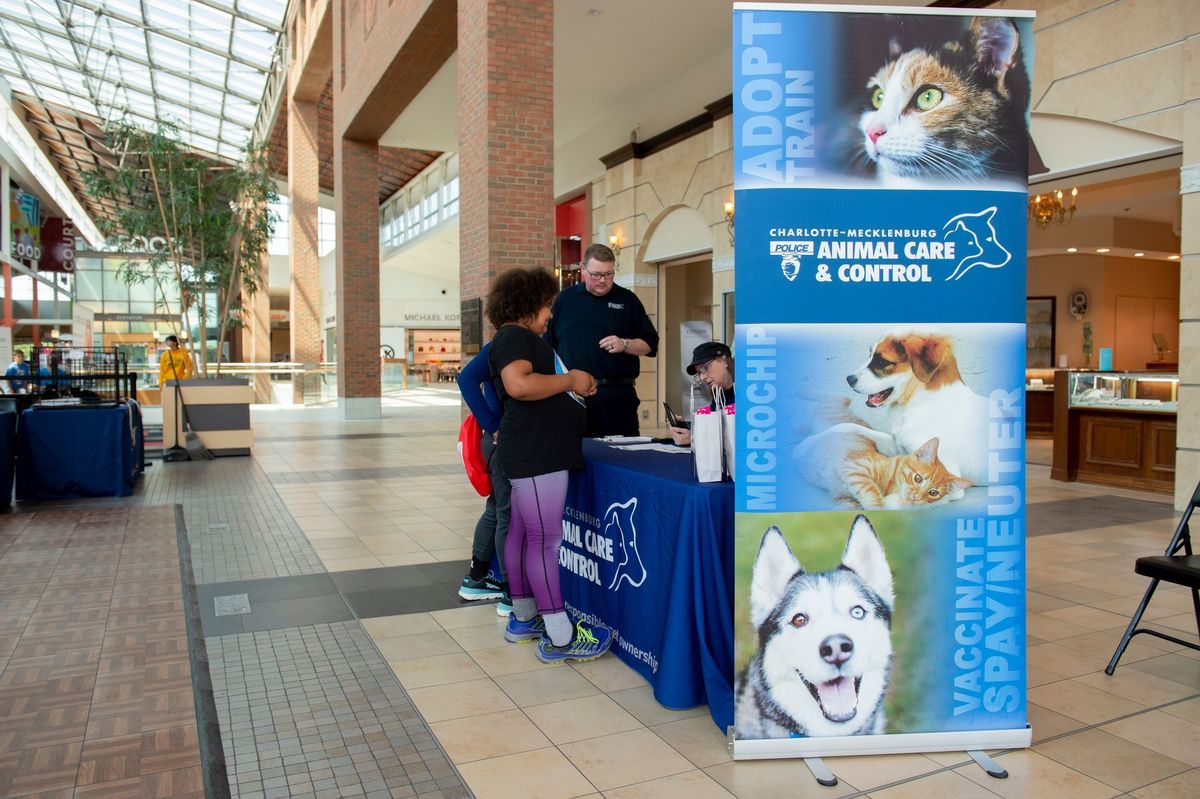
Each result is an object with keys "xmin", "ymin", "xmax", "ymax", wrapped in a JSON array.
[{"xmin": 214, "ymin": 594, "xmax": 251, "ymax": 616}]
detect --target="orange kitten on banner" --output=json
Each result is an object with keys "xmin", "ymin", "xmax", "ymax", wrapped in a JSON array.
[{"xmin": 799, "ymin": 423, "xmax": 973, "ymax": 510}]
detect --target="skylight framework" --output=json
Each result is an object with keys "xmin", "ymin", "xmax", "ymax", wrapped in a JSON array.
[{"xmin": 0, "ymin": 0, "xmax": 287, "ymax": 163}]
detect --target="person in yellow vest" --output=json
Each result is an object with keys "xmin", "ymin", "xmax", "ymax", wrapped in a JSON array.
[{"xmin": 159, "ymin": 335, "xmax": 194, "ymax": 385}]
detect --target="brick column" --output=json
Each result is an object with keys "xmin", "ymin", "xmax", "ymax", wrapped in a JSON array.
[
  {"xmin": 288, "ymin": 96, "xmax": 322, "ymax": 404},
  {"xmin": 457, "ymin": 0, "xmax": 554, "ymax": 331},
  {"xmin": 334, "ymin": 136, "xmax": 381, "ymax": 419}
]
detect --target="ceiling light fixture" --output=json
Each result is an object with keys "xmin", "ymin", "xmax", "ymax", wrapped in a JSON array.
[
  {"xmin": 1066, "ymin": 247, "xmax": 1078, "ymax": 253},
  {"xmin": 1169, "ymin": 255, "xmax": 1181, "ymax": 260},
  {"xmin": 1096, "ymin": 248, "xmax": 1110, "ymax": 253},
  {"xmin": 1028, "ymin": 187, "xmax": 1078, "ymax": 229},
  {"xmin": 1134, "ymin": 252, "xmax": 1145, "ymax": 257}
]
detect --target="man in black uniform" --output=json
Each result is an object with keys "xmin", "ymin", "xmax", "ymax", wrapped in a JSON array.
[{"xmin": 546, "ymin": 243, "xmax": 658, "ymax": 436}]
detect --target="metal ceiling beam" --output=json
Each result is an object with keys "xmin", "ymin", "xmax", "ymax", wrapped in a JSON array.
[
  {"xmin": 249, "ymin": 28, "xmax": 287, "ymax": 149},
  {"xmin": 0, "ymin": 69, "xmax": 246, "ymax": 155},
  {"xmin": 135, "ymin": 1, "xmax": 163, "ymax": 133},
  {"xmin": 111, "ymin": 109, "xmax": 244, "ymax": 163},
  {"xmin": 0, "ymin": 66, "xmax": 254, "ymax": 138},
  {"xmin": 190, "ymin": 0, "xmax": 283, "ymax": 34},
  {"xmin": 0, "ymin": 9, "xmax": 262, "ymax": 105},
  {"xmin": 54, "ymin": 0, "xmax": 117, "ymax": 136},
  {"xmin": 216, "ymin": 1, "xmax": 238, "ymax": 160},
  {"xmin": 66, "ymin": 0, "xmax": 271, "ymax": 72},
  {"xmin": 0, "ymin": 21, "xmax": 87, "ymax": 179}
]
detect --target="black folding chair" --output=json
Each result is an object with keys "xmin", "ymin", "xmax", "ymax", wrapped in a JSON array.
[{"xmin": 1106, "ymin": 481, "xmax": 1200, "ymax": 674}]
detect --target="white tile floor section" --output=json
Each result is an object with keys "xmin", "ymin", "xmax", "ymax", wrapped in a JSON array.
[{"xmin": 251, "ymin": 393, "xmax": 1200, "ymax": 799}]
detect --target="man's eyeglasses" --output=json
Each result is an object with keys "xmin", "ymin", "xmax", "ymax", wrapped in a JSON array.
[{"xmin": 584, "ymin": 266, "xmax": 616, "ymax": 281}]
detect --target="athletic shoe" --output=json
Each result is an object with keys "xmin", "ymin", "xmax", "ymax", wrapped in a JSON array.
[
  {"xmin": 504, "ymin": 614, "xmax": 545, "ymax": 643},
  {"xmin": 458, "ymin": 573, "xmax": 504, "ymax": 601},
  {"xmin": 535, "ymin": 621, "xmax": 613, "ymax": 664},
  {"xmin": 496, "ymin": 591, "xmax": 513, "ymax": 617}
]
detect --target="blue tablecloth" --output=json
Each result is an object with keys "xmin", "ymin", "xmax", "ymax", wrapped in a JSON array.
[
  {"xmin": 0, "ymin": 410, "xmax": 15, "ymax": 505},
  {"xmin": 561, "ymin": 439, "xmax": 734, "ymax": 730},
  {"xmin": 17, "ymin": 403, "xmax": 143, "ymax": 500}
]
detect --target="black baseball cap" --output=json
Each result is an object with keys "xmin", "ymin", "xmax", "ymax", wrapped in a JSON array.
[{"xmin": 686, "ymin": 341, "xmax": 732, "ymax": 375}]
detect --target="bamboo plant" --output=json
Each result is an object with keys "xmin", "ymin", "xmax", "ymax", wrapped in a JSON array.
[{"xmin": 83, "ymin": 120, "xmax": 276, "ymax": 375}]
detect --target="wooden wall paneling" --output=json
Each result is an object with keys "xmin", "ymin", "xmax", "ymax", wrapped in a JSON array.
[
  {"xmin": 1146, "ymin": 420, "xmax": 1177, "ymax": 478},
  {"xmin": 1083, "ymin": 414, "xmax": 1142, "ymax": 471}
]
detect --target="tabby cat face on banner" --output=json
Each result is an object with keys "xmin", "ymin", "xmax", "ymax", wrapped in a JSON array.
[{"xmin": 858, "ymin": 18, "xmax": 1028, "ymax": 182}]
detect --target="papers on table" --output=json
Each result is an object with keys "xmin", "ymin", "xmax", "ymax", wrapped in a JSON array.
[
  {"xmin": 612, "ymin": 443, "xmax": 690, "ymax": 454},
  {"xmin": 594, "ymin": 435, "xmax": 689, "ymax": 453}
]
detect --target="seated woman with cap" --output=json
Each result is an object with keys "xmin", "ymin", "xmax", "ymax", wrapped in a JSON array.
[{"xmin": 669, "ymin": 341, "xmax": 734, "ymax": 447}]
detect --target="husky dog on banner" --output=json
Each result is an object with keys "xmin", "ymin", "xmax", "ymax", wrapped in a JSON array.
[{"xmin": 736, "ymin": 515, "xmax": 895, "ymax": 738}]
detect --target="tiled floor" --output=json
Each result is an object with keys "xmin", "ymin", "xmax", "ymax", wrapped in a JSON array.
[
  {"xmin": 248, "ymin": 390, "xmax": 1200, "ymax": 799},
  {"xmin": 207, "ymin": 622, "xmax": 462, "ymax": 799},
  {"xmin": 2, "ymin": 386, "xmax": 1198, "ymax": 798},
  {"xmin": 0, "ymin": 506, "xmax": 205, "ymax": 798}
]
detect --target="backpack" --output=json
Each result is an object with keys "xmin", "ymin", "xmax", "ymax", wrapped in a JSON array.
[{"xmin": 457, "ymin": 413, "xmax": 492, "ymax": 496}]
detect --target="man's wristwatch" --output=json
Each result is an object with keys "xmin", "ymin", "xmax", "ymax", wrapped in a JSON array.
[{"xmin": 622, "ymin": 338, "xmax": 630, "ymax": 352}]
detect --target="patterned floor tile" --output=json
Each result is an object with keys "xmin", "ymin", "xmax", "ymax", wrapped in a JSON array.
[{"xmin": 0, "ymin": 507, "xmax": 207, "ymax": 798}]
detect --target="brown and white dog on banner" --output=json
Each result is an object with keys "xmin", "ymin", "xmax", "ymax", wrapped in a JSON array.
[{"xmin": 845, "ymin": 329, "xmax": 989, "ymax": 491}]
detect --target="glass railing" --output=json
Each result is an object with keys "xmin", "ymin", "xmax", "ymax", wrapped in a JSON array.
[{"xmin": 126, "ymin": 360, "xmax": 456, "ymax": 406}]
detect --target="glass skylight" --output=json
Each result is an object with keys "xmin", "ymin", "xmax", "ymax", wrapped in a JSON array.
[{"xmin": 0, "ymin": 0, "xmax": 288, "ymax": 161}]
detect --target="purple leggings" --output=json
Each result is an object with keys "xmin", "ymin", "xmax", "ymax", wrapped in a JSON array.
[{"xmin": 504, "ymin": 471, "xmax": 568, "ymax": 614}]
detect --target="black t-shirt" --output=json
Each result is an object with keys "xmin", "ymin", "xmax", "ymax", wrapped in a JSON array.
[
  {"xmin": 489, "ymin": 324, "xmax": 587, "ymax": 479},
  {"xmin": 545, "ymin": 283, "xmax": 659, "ymax": 380}
]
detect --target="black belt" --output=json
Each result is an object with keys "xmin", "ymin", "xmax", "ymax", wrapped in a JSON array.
[{"xmin": 594, "ymin": 378, "xmax": 636, "ymax": 387}]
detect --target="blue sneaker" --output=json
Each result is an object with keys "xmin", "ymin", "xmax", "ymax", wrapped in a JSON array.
[
  {"xmin": 459, "ymin": 572, "xmax": 504, "ymax": 601},
  {"xmin": 496, "ymin": 591, "xmax": 513, "ymax": 617},
  {"xmin": 504, "ymin": 614, "xmax": 545, "ymax": 643},
  {"xmin": 535, "ymin": 621, "xmax": 613, "ymax": 664}
]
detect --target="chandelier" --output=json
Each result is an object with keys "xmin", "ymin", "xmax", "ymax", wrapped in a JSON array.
[{"xmin": 1029, "ymin": 187, "xmax": 1078, "ymax": 229}]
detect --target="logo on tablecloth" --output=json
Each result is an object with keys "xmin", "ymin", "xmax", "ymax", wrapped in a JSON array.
[
  {"xmin": 605, "ymin": 498, "xmax": 646, "ymax": 590},
  {"xmin": 561, "ymin": 497, "xmax": 646, "ymax": 590}
]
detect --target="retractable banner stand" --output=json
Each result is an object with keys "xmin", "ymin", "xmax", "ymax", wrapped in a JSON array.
[{"xmin": 731, "ymin": 4, "xmax": 1035, "ymax": 760}]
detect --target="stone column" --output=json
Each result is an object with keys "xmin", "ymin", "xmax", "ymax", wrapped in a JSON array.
[
  {"xmin": 457, "ymin": 0, "xmax": 555, "ymax": 334},
  {"xmin": 288, "ymin": 96, "xmax": 322, "ymax": 405},
  {"xmin": 1175, "ymin": 75, "xmax": 1200, "ymax": 508},
  {"xmin": 334, "ymin": 136, "xmax": 382, "ymax": 419}
]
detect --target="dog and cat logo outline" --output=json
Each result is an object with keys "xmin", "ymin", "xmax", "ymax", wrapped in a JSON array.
[
  {"xmin": 604, "ymin": 497, "xmax": 647, "ymax": 591},
  {"xmin": 771, "ymin": 206, "xmax": 1009, "ymax": 284}
]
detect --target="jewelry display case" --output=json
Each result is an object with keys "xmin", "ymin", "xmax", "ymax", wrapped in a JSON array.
[
  {"xmin": 1067, "ymin": 372, "xmax": 1178, "ymax": 413},
  {"xmin": 1052, "ymin": 371, "xmax": 1177, "ymax": 493}
]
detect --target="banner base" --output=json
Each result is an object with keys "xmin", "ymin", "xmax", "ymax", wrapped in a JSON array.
[
  {"xmin": 730, "ymin": 726, "xmax": 1032, "ymax": 760},
  {"xmin": 804, "ymin": 758, "xmax": 838, "ymax": 786},
  {"xmin": 968, "ymin": 750, "xmax": 1010, "ymax": 779}
]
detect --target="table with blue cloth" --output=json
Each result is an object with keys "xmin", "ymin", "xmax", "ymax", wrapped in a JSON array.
[
  {"xmin": 0, "ymin": 409, "xmax": 15, "ymax": 505},
  {"xmin": 17, "ymin": 402, "xmax": 144, "ymax": 500},
  {"xmin": 560, "ymin": 439, "xmax": 734, "ymax": 730}
]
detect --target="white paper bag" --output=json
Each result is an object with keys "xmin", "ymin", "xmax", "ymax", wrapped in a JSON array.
[
  {"xmin": 723, "ymin": 405, "xmax": 736, "ymax": 480},
  {"xmin": 692, "ymin": 409, "xmax": 724, "ymax": 483}
]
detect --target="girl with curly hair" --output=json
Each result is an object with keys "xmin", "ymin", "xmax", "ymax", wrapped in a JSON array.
[{"xmin": 486, "ymin": 267, "xmax": 613, "ymax": 663}]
